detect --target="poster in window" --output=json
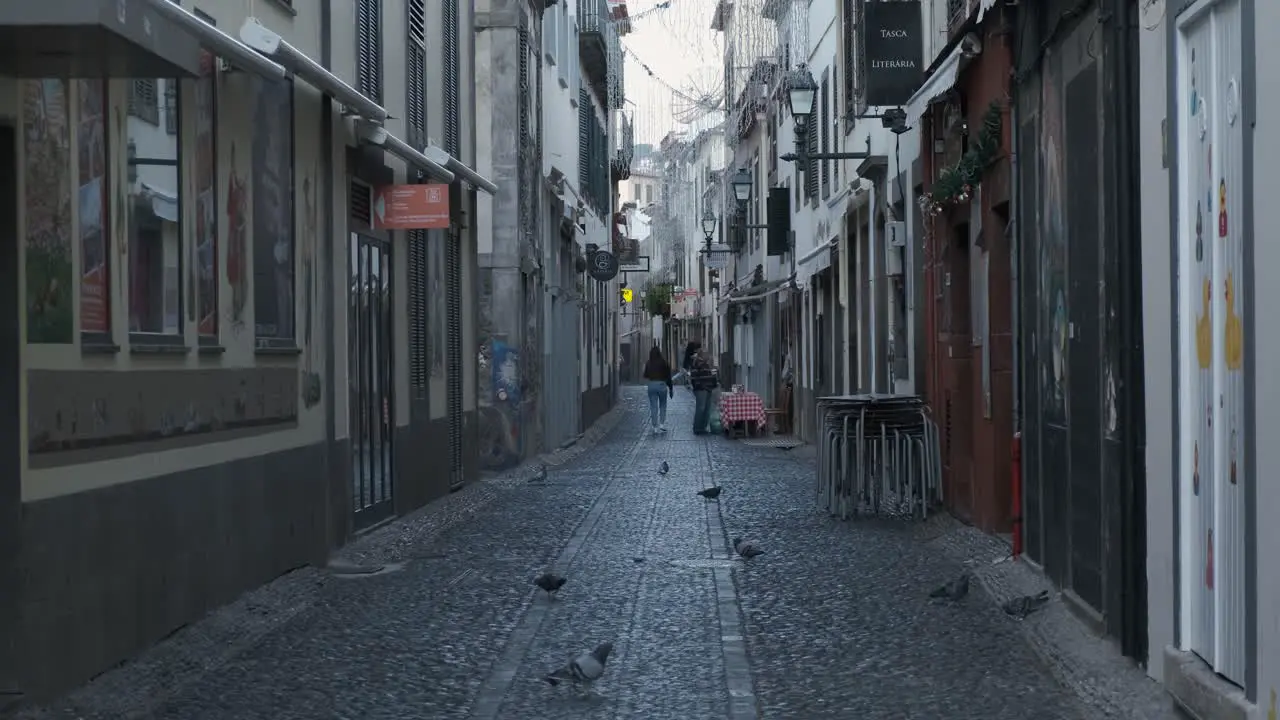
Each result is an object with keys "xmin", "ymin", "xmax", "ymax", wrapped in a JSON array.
[
  {"xmin": 23, "ymin": 79, "xmax": 73, "ymax": 343},
  {"xmin": 251, "ymin": 75, "xmax": 295, "ymax": 344},
  {"xmin": 195, "ymin": 49, "xmax": 218, "ymax": 335},
  {"xmin": 77, "ymin": 79, "xmax": 109, "ymax": 335}
]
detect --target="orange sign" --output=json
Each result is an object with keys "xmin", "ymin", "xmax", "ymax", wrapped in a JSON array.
[{"xmin": 372, "ymin": 184, "xmax": 449, "ymax": 230}]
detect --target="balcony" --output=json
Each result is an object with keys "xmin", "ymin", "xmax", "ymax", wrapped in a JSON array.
[{"xmin": 579, "ymin": 0, "xmax": 615, "ymax": 106}]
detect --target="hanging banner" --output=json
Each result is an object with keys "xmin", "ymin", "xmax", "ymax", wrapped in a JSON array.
[{"xmin": 861, "ymin": 0, "xmax": 925, "ymax": 107}]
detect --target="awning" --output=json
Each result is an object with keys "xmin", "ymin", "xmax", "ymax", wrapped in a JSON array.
[
  {"xmin": 355, "ymin": 120, "xmax": 455, "ymax": 184},
  {"xmin": 726, "ymin": 276, "xmax": 794, "ymax": 305},
  {"xmin": 141, "ymin": 0, "xmax": 285, "ymax": 80},
  {"xmin": 140, "ymin": 183, "xmax": 179, "ymax": 222},
  {"xmin": 795, "ymin": 238, "xmax": 835, "ymax": 288},
  {"xmin": 240, "ymin": 19, "xmax": 387, "ymax": 123},
  {"xmin": 904, "ymin": 43, "xmax": 964, "ymax": 129},
  {"xmin": 0, "ymin": 0, "xmax": 204, "ymax": 77},
  {"xmin": 426, "ymin": 142, "xmax": 498, "ymax": 196}
]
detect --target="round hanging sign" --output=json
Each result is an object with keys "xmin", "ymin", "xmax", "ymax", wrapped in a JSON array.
[{"xmin": 588, "ymin": 250, "xmax": 620, "ymax": 282}]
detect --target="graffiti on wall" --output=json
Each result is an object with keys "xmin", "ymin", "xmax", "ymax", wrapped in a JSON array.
[
  {"xmin": 1038, "ymin": 66, "xmax": 1068, "ymax": 421},
  {"xmin": 22, "ymin": 79, "xmax": 74, "ymax": 343}
]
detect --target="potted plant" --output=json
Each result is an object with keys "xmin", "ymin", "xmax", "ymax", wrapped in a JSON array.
[{"xmin": 644, "ymin": 282, "xmax": 673, "ymax": 317}]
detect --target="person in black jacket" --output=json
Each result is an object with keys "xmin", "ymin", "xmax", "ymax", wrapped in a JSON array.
[
  {"xmin": 688, "ymin": 349, "xmax": 719, "ymax": 434},
  {"xmin": 642, "ymin": 346, "xmax": 674, "ymax": 434}
]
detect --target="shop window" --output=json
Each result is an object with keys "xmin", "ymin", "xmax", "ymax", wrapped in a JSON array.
[
  {"xmin": 21, "ymin": 79, "xmax": 74, "ymax": 344},
  {"xmin": 194, "ymin": 41, "xmax": 219, "ymax": 339},
  {"xmin": 77, "ymin": 79, "xmax": 111, "ymax": 341},
  {"xmin": 127, "ymin": 78, "xmax": 183, "ymax": 339},
  {"xmin": 251, "ymin": 74, "xmax": 297, "ymax": 348}
]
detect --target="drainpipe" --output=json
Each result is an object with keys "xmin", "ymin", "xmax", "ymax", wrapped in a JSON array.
[{"xmin": 320, "ymin": 0, "xmax": 338, "ymax": 553}]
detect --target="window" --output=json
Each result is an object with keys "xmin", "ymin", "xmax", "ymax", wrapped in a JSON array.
[
  {"xmin": 194, "ymin": 40, "xmax": 218, "ymax": 338},
  {"xmin": 645, "ymin": 184, "xmax": 653, "ymax": 204},
  {"xmin": 251, "ymin": 74, "xmax": 296, "ymax": 347},
  {"xmin": 357, "ymin": 0, "xmax": 383, "ymax": 105},
  {"xmin": 127, "ymin": 78, "xmax": 183, "ymax": 338},
  {"xmin": 77, "ymin": 79, "xmax": 110, "ymax": 339},
  {"xmin": 633, "ymin": 184, "xmax": 640, "ymax": 201}
]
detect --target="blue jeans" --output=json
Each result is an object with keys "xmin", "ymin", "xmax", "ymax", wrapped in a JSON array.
[
  {"xmin": 693, "ymin": 389, "xmax": 711, "ymax": 432},
  {"xmin": 647, "ymin": 381, "xmax": 668, "ymax": 428}
]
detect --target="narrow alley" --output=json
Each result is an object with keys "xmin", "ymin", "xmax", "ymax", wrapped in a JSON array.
[{"xmin": 15, "ymin": 388, "xmax": 1117, "ymax": 720}]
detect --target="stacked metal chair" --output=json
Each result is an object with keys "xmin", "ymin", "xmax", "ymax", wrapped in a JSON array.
[{"xmin": 816, "ymin": 394, "xmax": 943, "ymax": 520}]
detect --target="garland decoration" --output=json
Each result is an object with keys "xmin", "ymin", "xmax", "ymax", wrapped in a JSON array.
[{"xmin": 918, "ymin": 100, "xmax": 1003, "ymax": 217}]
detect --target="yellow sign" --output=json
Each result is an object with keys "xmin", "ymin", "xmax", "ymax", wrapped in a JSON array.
[{"xmin": 621, "ymin": 288, "xmax": 634, "ymax": 303}]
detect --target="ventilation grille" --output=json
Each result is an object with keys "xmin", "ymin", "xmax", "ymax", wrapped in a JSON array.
[
  {"xmin": 350, "ymin": 181, "xmax": 371, "ymax": 225},
  {"xmin": 357, "ymin": 0, "xmax": 383, "ymax": 105}
]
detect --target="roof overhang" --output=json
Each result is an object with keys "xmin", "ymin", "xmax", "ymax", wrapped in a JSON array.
[{"xmin": 0, "ymin": 0, "xmax": 205, "ymax": 77}]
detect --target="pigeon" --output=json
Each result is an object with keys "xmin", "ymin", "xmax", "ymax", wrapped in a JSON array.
[
  {"xmin": 658, "ymin": 461, "xmax": 669, "ymax": 475},
  {"xmin": 533, "ymin": 572, "xmax": 567, "ymax": 599},
  {"xmin": 732, "ymin": 537, "xmax": 765, "ymax": 559},
  {"xmin": 532, "ymin": 463, "xmax": 548, "ymax": 482},
  {"xmin": 544, "ymin": 642, "xmax": 613, "ymax": 693},
  {"xmin": 697, "ymin": 486, "xmax": 723, "ymax": 500},
  {"xmin": 929, "ymin": 573, "xmax": 971, "ymax": 601},
  {"xmin": 1001, "ymin": 590, "xmax": 1051, "ymax": 619}
]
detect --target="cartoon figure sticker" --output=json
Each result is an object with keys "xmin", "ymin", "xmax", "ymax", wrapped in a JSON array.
[
  {"xmin": 1219, "ymin": 179, "xmax": 1228, "ymax": 237},
  {"xmin": 1229, "ymin": 429, "xmax": 1238, "ymax": 485},
  {"xmin": 1195, "ymin": 202, "xmax": 1204, "ymax": 262},
  {"xmin": 1206, "ymin": 528, "xmax": 1214, "ymax": 590},
  {"xmin": 1196, "ymin": 278, "xmax": 1212, "ymax": 369},
  {"xmin": 1193, "ymin": 441, "xmax": 1201, "ymax": 495},
  {"xmin": 1226, "ymin": 272, "xmax": 1243, "ymax": 370}
]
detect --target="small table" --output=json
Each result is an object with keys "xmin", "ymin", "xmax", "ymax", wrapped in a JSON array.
[{"xmin": 719, "ymin": 391, "xmax": 767, "ymax": 437}]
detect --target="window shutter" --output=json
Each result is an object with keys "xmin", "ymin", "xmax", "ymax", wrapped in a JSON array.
[
  {"xmin": 409, "ymin": 230, "xmax": 429, "ymax": 393},
  {"xmin": 519, "ymin": 29, "xmax": 530, "ymax": 143},
  {"xmin": 407, "ymin": 0, "xmax": 426, "ymax": 147},
  {"xmin": 578, "ymin": 88, "xmax": 590, "ymax": 194},
  {"xmin": 442, "ymin": 0, "xmax": 460, "ymax": 154},
  {"xmin": 805, "ymin": 121, "xmax": 818, "ymax": 200},
  {"xmin": 357, "ymin": 0, "xmax": 383, "ymax": 105},
  {"xmin": 129, "ymin": 79, "xmax": 159, "ymax": 125},
  {"xmin": 842, "ymin": 0, "xmax": 855, "ymax": 127},
  {"xmin": 820, "ymin": 73, "xmax": 830, "ymax": 198}
]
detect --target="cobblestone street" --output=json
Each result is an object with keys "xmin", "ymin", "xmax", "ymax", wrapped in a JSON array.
[{"xmin": 18, "ymin": 387, "xmax": 1103, "ymax": 720}]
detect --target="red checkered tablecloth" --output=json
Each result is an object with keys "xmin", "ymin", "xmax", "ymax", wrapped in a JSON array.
[{"xmin": 719, "ymin": 391, "xmax": 767, "ymax": 430}]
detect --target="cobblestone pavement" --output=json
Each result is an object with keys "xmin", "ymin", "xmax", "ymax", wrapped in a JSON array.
[{"xmin": 16, "ymin": 386, "xmax": 1130, "ymax": 720}]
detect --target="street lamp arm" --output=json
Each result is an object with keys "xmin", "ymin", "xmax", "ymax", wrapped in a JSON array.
[{"xmin": 780, "ymin": 151, "xmax": 872, "ymax": 162}]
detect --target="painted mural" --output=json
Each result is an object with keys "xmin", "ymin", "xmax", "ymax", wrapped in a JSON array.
[
  {"xmin": 23, "ymin": 79, "xmax": 74, "ymax": 344},
  {"xmin": 76, "ymin": 79, "xmax": 109, "ymax": 335},
  {"xmin": 300, "ymin": 168, "xmax": 322, "ymax": 408},
  {"xmin": 226, "ymin": 142, "xmax": 249, "ymax": 331},
  {"xmin": 1037, "ymin": 67, "xmax": 1068, "ymax": 421}
]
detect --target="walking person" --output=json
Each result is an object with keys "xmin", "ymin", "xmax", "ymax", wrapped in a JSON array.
[
  {"xmin": 642, "ymin": 346, "xmax": 674, "ymax": 434},
  {"xmin": 688, "ymin": 349, "xmax": 719, "ymax": 434}
]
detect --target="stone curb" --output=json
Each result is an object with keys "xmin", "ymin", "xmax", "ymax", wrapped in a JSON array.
[{"xmin": 922, "ymin": 516, "xmax": 1178, "ymax": 720}]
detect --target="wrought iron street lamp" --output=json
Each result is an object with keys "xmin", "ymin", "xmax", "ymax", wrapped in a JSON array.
[
  {"xmin": 700, "ymin": 209, "xmax": 717, "ymax": 242},
  {"xmin": 780, "ymin": 64, "xmax": 870, "ymax": 171},
  {"xmin": 731, "ymin": 168, "xmax": 753, "ymax": 205}
]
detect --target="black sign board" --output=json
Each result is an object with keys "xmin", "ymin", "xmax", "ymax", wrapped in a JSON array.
[
  {"xmin": 766, "ymin": 187, "xmax": 791, "ymax": 257},
  {"xmin": 589, "ymin": 250, "xmax": 620, "ymax": 282},
  {"xmin": 861, "ymin": 0, "xmax": 924, "ymax": 107}
]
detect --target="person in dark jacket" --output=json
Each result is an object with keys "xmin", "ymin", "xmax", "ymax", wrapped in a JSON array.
[
  {"xmin": 642, "ymin": 346, "xmax": 674, "ymax": 434},
  {"xmin": 688, "ymin": 349, "xmax": 719, "ymax": 434},
  {"xmin": 682, "ymin": 339, "xmax": 702, "ymax": 371}
]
